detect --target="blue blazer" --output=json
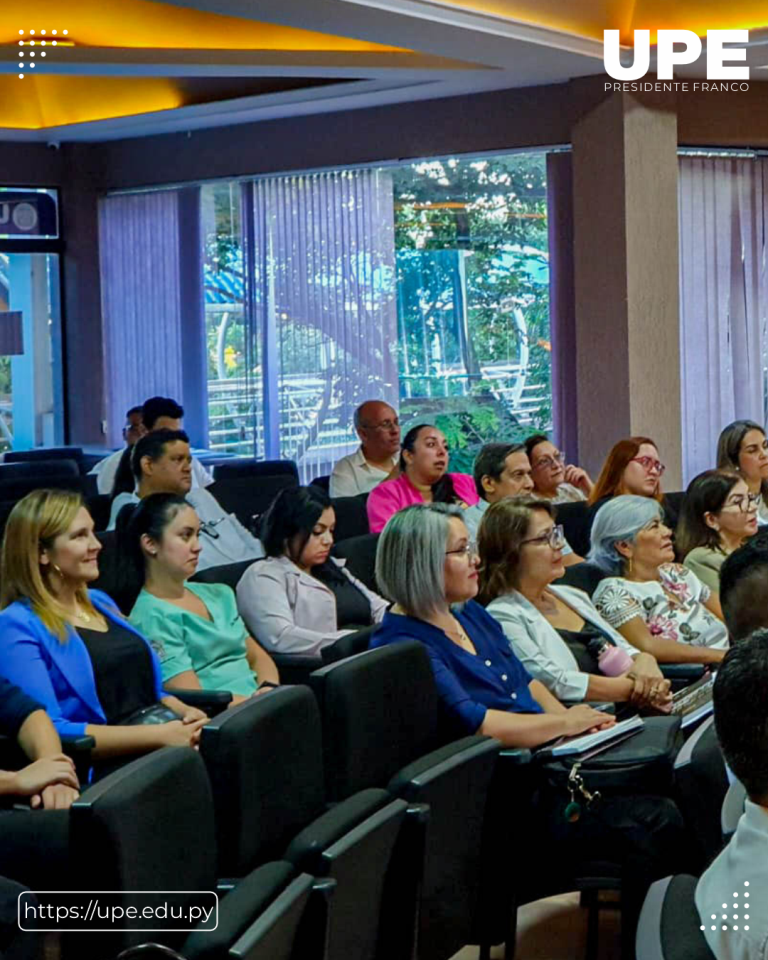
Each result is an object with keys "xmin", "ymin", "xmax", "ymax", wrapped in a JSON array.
[{"xmin": 0, "ymin": 589, "xmax": 166, "ymax": 738}]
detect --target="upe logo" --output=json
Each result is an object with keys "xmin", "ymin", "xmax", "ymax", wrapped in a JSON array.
[{"xmin": 604, "ymin": 29, "xmax": 749, "ymax": 81}]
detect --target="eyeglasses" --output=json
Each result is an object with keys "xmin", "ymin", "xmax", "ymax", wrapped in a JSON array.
[
  {"xmin": 364, "ymin": 419, "xmax": 400, "ymax": 432},
  {"xmin": 532, "ymin": 452, "xmax": 565, "ymax": 471},
  {"xmin": 721, "ymin": 493, "xmax": 761, "ymax": 514},
  {"xmin": 629, "ymin": 456, "xmax": 666, "ymax": 476},
  {"xmin": 520, "ymin": 524, "xmax": 566, "ymax": 549},
  {"xmin": 445, "ymin": 540, "xmax": 478, "ymax": 558}
]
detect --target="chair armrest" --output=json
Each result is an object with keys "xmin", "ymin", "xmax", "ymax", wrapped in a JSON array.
[
  {"xmin": 660, "ymin": 663, "xmax": 706, "ymax": 692},
  {"xmin": 272, "ymin": 654, "xmax": 323, "ymax": 686},
  {"xmin": 61, "ymin": 735, "xmax": 96, "ymax": 754},
  {"xmin": 169, "ymin": 689, "xmax": 233, "ymax": 716}
]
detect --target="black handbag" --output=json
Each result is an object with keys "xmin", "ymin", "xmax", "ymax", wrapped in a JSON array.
[{"xmin": 535, "ymin": 715, "xmax": 683, "ymax": 814}]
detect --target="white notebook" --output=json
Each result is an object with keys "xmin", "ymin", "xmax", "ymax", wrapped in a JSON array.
[{"xmin": 545, "ymin": 715, "xmax": 645, "ymax": 757}]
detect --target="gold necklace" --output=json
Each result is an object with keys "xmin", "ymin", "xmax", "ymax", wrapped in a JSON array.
[{"xmin": 73, "ymin": 604, "xmax": 92, "ymax": 623}]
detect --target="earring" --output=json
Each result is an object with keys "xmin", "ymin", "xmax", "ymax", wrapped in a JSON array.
[{"xmin": 51, "ymin": 563, "xmax": 64, "ymax": 578}]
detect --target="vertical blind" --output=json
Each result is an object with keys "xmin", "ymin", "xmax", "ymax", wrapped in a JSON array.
[
  {"xmin": 678, "ymin": 156, "xmax": 768, "ymax": 483},
  {"xmin": 99, "ymin": 191, "xmax": 185, "ymax": 447}
]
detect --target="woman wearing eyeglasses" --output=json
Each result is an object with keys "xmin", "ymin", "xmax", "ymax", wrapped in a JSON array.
[
  {"xmin": 371, "ymin": 502, "xmax": 688, "ymax": 957},
  {"xmin": 525, "ymin": 435, "xmax": 593, "ymax": 503},
  {"xmin": 717, "ymin": 420, "xmax": 768, "ymax": 526},
  {"xmin": 478, "ymin": 498, "xmax": 669, "ymax": 710},
  {"xmin": 590, "ymin": 496, "xmax": 728, "ymax": 665},
  {"xmin": 587, "ymin": 436, "xmax": 680, "ymax": 528},
  {"xmin": 675, "ymin": 470, "xmax": 759, "ymax": 594}
]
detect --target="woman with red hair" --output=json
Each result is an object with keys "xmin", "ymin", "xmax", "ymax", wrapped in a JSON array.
[{"xmin": 588, "ymin": 437, "xmax": 678, "ymax": 526}]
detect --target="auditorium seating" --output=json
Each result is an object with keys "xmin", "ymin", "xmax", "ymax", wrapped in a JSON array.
[
  {"xmin": 5, "ymin": 446, "xmax": 86, "ymax": 472},
  {"xmin": 332, "ymin": 533, "xmax": 379, "ymax": 592},
  {"xmin": 329, "ymin": 493, "xmax": 370, "ymax": 542},
  {"xmin": 213, "ymin": 459, "xmax": 299, "ymax": 482},
  {"xmin": 635, "ymin": 875, "xmax": 715, "ymax": 960}
]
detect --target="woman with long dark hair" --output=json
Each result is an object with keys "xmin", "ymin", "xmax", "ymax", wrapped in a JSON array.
[
  {"xmin": 366, "ymin": 424, "xmax": 479, "ymax": 533},
  {"xmin": 717, "ymin": 419, "xmax": 768, "ymax": 526},
  {"xmin": 676, "ymin": 470, "xmax": 758, "ymax": 593},
  {"xmin": 119, "ymin": 493, "xmax": 279, "ymax": 702},
  {"xmin": 237, "ymin": 486, "xmax": 388, "ymax": 655}
]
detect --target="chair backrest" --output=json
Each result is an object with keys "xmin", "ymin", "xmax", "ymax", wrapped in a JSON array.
[
  {"xmin": 86, "ymin": 493, "xmax": 112, "ymax": 532},
  {"xmin": 209, "ymin": 476, "xmax": 297, "ymax": 530},
  {"xmin": 331, "ymin": 534, "xmax": 379, "ymax": 593},
  {"xmin": 329, "ymin": 494, "xmax": 370, "ymax": 543},
  {"xmin": 91, "ymin": 530, "xmax": 140, "ymax": 615},
  {"xmin": 674, "ymin": 715, "xmax": 729, "ymax": 868},
  {"xmin": 183, "ymin": 862, "xmax": 313, "ymax": 960},
  {"xmin": 310, "ymin": 475, "xmax": 331, "ymax": 493},
  {"xmin": 191, "ymin": 559, "xmax": 258, "ymax": 591},
  {"xmin": 70, "ymin": 747, "xmax": 217, "ymax": 953},
  {"xmin": 309, "ymin": 642, "xmax": 439, "ymax": 802},
  {"xmin": 284, "ymin": 789, "xmax": 407, "ymax": 960},
  {"xmin": 213, "ymin": 459, "xmax": 299, "ymax": 482},
  {"xmin": 5, "ymin": 446, "xmax": 84, "ymax": 470},
  {"xmin": 554, "ymin": 500, "xmax": 593, "ymax": 558},
  {"xmin": 557, "ymin": 560, "xmax": 607, "ymax": 597},
  {"xmin": 636, "ymin": 874, "xmax": 715, "ymax": 960},
  {"xmin": 199, "ymin": 687, "xmax": 327, "ymax": 877},
  {"xmin": 320, "ymin": 626, "xmax": 378, "ymax": 665}
]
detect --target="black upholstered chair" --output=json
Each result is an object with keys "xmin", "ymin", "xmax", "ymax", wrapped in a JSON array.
[
  {"xmin": 86, "ymin": 493, "xmax": 112, "ymax": 531},
  {"xmin": 213, "ymin": 459, "xmax": 299, "ymax": 483},
  {"xmin": 209, "ymin": 476, "xmax": 297, "ymax": 532},
  {"xmin": 5, "ymin": 446, "xmax": 85, "ymax": 471},
  {"xmin": 554, "ymin": 500, "xmax": 593, "ymax": 558},
  {"xmin": 190, "ymin": 559, "xmax": 258, "ymax": 591},
  {"xmin": 309, "ymin": 643, "xmax": 502, "ymax": 960},
  {"xmin": 329, "ymin": 494, "xmax": 370, "ymax": 543},
  {"xmin": 310, "ymin": 475, "xmax": 331, "ymax": 493},
  {"xmin": 198, "ymin": 689, "xmax": 410, "ymax": 960},
  {"xmin": 674, "ymin": 715, "xmax": 729, "ymax": 870},
  {"xmin": 0, "ymin": 459, "xmax": 83, "ymax": 503},
  {"xmin": 320, "ymin": 626, "xmax": 378, "ymax": 666},
  {"xmin": 635, "ymin": 875, "xmax": 715, "ymax": 960},
  {"xmin": 331, "ymin": 534, "xmax": 379, "ymax": 593}
]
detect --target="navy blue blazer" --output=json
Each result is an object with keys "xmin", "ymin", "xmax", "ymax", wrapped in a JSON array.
[
  {"xmin": 0, "ymin": 675, "xmax": 42, "ymax": 739},
  {"xmin": 0, "ymin": 589, "xmax": 165, "ymax": 738}
]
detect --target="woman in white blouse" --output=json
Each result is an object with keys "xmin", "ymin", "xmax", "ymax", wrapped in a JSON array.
[
  {"xmin": 589, "ymin": 496, "xmax": 728, "ymax": 666},
  {"xmin": 236, "ymin": 487, "xmax": 388, "ymax": 657},
  {"xmin": 477, "ymin": 497, "xmax": 670, "ymax": 708}
]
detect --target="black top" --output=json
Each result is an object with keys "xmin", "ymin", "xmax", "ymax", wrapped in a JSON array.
[
  {"xmin": 312, "ymin": 566, "xmax": 373, "ymax": 628},
  {"xmin": 79, "ymin": 620, "xmax": 157, "ymax": 724},
  {"xmin": 556, "ymin": 622, "xmax": 614, "ymax": 675}
]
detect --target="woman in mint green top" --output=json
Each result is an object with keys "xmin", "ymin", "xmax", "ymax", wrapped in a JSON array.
[{"xmin": 118, "ymin": 493, "xmax": 280, "ymax": 703}]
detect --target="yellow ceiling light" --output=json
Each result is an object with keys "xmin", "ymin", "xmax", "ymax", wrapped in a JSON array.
[
  {"xmin": 0, "ymin": 0, "xmax": 409, "ymax": 51},
  {"xmin": 0, "ymin": 76, "xmax": 183, "ymax": 128}
]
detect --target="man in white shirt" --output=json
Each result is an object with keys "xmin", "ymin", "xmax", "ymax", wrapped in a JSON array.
[
  {"xmin": 695, "ymin": 631, "xmax": 768, "ymax": 960},
  {"xmin": 108, "ymin": 429, "xmax": 263, "ymax": 571},
  {"xmin": 329, "ymin": 400, "xmax": 400, "ymax": 498},
  {"xmin": 90, "ymin": 396, "xmax": 213, "ymax": 495},
  {"xmin": 464, "ymin": 442, "xmax": 583, "ymax": 564}
]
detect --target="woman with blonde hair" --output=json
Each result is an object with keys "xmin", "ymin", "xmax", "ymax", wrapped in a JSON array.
[{"xmin": 0, "ymin": 489, "xmax": 207, "ymax": 759}]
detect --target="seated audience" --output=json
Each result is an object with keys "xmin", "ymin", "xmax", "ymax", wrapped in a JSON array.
[
  {"xmin": 587, "ymin": 436, "xmax": 679, "ymax": 526},
  {"xmin": 108, "ymin": 430, "xmax": 264, "ymax": 570},
  {"xmin": 121, "ymin": 494, "xmax": 279, "ymax": 702},
  {"xmin": 465, "ymin": 443, "xmax": 582, "ymax": 564},
  {"xmin": 92, "ymin": 396, "xmax": 213, "ymax": 497},
  {"xmin": 717, "ymin": 419, "xmax": 768, "ymax": 526},
  {"xmin": 237, "ymin": 487, "xmax": 388, "ymax": 656},
  {"xmin": 478, "ymin": 497, "xmax": 669, "ymax": 709},
  {"xmin": 330, "ymin": 400, "xmax": 401, "ymax": 498},
  {"xmin": 0, "ymin": 490, "xmax": 207, "ymax": 758},
  {"xmin": 371, "ymin": 502, "xmax": 688, "ymax": 952},
  {"xmin": 696, "ymin": 630, "xmax": 768, "ymax": 960},
  {"xmin": 589, "ymin": 496, "xmax": 728, "ymax": 663},
  {"xmin": 719, "ymin": 534, "xmax": 768, "ymax": 642},
  {"xmin": 676, "ymin": 469, "xmax": 758, "ymax": 594},
  {"xmin": 89, "ymin": 405, "xmax": 147, "ymax": 495},
  {"xmin": 525, "ymin": 434, "xmax": 593, "ymax": 503},
  {"xmin": 366, "ymin": 424, "xmax": 479, "ymax": 534}
]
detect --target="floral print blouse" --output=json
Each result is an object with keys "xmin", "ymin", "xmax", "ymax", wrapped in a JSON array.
[{"xmin": 592, "ymin": 563, "xmax": 728, "ymax": 649}]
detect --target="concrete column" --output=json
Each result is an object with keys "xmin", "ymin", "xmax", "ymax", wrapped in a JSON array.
[{"xmin": 572, "ymin": 91, "xmax": 682, "ymax": 490}]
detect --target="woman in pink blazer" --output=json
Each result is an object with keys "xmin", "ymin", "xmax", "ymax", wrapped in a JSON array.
[{"xmin": 366, "ymin": 424, "xmax": 479, "ymax": 533}]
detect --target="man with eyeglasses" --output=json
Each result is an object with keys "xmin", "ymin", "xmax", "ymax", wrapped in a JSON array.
[
  {"xmin": 329, "ymin": 400, "xmax": 401, "ymax": 498},
  {"xmin": 464, "ymin": 443, "xmax": 584, "ymax": 565}
]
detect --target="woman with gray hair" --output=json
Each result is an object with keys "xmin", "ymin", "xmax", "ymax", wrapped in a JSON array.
[
  {"xmin": 371, "ymin": 502, "xmax": 689, "ymax": 955},
  {"xmin": 590, "ymin": 496, "xmax": 728, "ymax": 665},
  {"xmin": 371, "ymin": 502, "xmax": 612, "ymax": 746}
]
